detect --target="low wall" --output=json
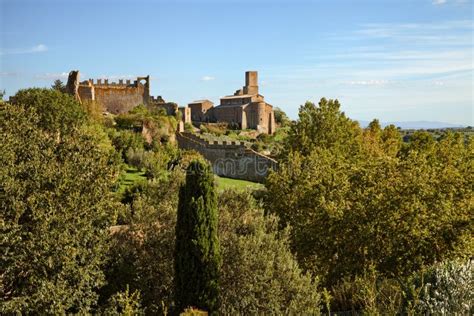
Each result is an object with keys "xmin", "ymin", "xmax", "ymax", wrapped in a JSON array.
[{"xmin": 176, "ymin": 132, "xmax": 277, "ymax": 183}]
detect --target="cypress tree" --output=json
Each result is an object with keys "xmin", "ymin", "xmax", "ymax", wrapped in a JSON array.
[{"xmin": 174, "ymin": 160, "xmax": 220, "ymax": 314}]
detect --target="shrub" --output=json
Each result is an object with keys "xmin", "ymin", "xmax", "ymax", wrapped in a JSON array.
[
  {"xmin": 199, "ymin": 124, "xmax": 208, "ymax": 133},
  {"xmin": 184, "ymin": 122, "xmax": 194, "ymax": 132},
  {"xmin": 126, "ymin": 147, "xmax": 146, "ymax": 169},
  {"xmin": 403, "ymin": 259, "xmax": 474, "ymax": 315},
  {"xmin": 218, "ymin": 190, "xmax": 321, "ymax": 315},
  {"xmin": 102, "ymin": 287, "xmax": 144, "ymax": 316}
]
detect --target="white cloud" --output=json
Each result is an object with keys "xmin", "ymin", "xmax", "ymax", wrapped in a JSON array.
[
  {"xmin": 34, "ymin": 72, "xmax": 69, "ymax": 80},
  {"xmin": 346, "ymin": 80, "xmax": 393, "ymax": 86},
  {"xmin": 0, "ymin": 71, "xmax": 18, "ymax": 77},
  {"xmin": 201, "ymin": 76, "xmax": 215, "ymax": 81},
  {"xmin": 433, "ymin": 0, "xmax": 447, "ymax": 5},
  {"xmin": 31, "ymin": 44, "xmax": 48, "ymax": 53},
  {"xmin": 0, "ymin": 44, "xmax": 48, "ymax": 55}
]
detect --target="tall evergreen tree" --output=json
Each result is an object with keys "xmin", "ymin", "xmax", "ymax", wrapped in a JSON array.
[
  {"xmin": 174, "ymin": 160, "xmax": 220, "ymax": 314},
  {"xmin": 51, "ymin": 79, "xmax": 66, "ymax": 93}
]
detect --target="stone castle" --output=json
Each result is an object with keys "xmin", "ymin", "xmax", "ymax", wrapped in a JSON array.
[
  {"xmin": 65, "ymin": 71, "xmax": 168, "ymax": 114},
  {"xmin": 66, "ymin": 70, "xmax": 275, "ymax": 134}
]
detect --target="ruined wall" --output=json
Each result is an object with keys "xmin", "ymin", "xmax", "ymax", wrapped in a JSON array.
[
  {"xmin": 78, "ymin": 85, "xmax": 94, "ymax": 101},
  {"xmin": 91, "ymin": 84, "xmax": 147, "ymax": 114},
  {"xmin": 67, "ymin": 71, "xmax": 151, "ymax": 114},
  {"xmin": 179, "ymin": 107, "xmax": 191, "ymax": 124},
  {"xmin": 176, "ymin": 132, "xmax": 277, "ymax": 182}
]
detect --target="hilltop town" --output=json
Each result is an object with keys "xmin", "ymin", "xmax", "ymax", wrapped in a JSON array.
[
  {"xmin": 61, "ymin": 70, "xmax": 280, "ymax": 182},
  {"xmin": 3, "ymin": 1, "xmax": 472, "ymax": 314},
  {"xmin": 65, "ymin": 70, "xmax": 275, "ymax": 134}
]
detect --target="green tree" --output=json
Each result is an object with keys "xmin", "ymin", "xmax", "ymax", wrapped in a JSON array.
[
  {"xmin": 105, "ymin": 185, "xmax": 321, "ymax": 314},
  {"xmin": 174, "ymin": 160, "xmax": 221, "ymax": 314},
  {"xmin": 284, "ymin": 98, "xmax": 362, "ymax": 157},
  {"xmin": 274, "ymin": 107, "xmax": 291, "ymax": 127},
  {"xmin": 1, "ymin": 97, "xmax": 120, "ymax": 313},
  {"xmin": 51, "ymin": 79, "xmax": 66, "ymax": 93},
  {"xmin": 266, "ymin": 99, "xmax": 472, "ymax": 289},
  {"xmin": 218, "ymin": 190, "xmax": 321, "ymax": 315},
  {"xmin": 11, "ymin": 88, "xmax": 86, "ymax": 135}
]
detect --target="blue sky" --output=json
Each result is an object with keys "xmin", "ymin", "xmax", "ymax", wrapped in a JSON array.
[{"xmin": 1, "ymin": 0, "xmax": 473, "ymax": 125}]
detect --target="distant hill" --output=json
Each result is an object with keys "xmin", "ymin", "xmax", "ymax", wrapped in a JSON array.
[{"xmin": 358, "ymin": 120, "xmax": 465, "ymax": 129}]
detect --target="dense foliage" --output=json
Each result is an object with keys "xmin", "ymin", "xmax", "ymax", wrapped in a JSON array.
[
  {"xmin": 1, "ymin": 90, "xmax": 120, "ymax": 313},
  {"xmin": 2, "ymin": 86, "xmax": 471, "ymax": 314},
  {"xmin": 266, "ymin": 98, "xmax": 473, "ymax": 312}
]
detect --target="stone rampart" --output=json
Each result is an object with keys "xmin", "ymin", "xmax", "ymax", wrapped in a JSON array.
[{"xmin": 176, "ymin": 132, "xmax": 277, "ymax": 183}]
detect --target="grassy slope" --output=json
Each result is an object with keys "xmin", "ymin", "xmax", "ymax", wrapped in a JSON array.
[
  {"xmin": 117, "ymin": 166, "xmax": 147, "ymax": 193},
  {"xmin": 117, "ymin": 167, "xmax": 263, "ymax": 194},
  {"xmin": 215, "ymin": 175, "xmax": 264, "ymax": 191}
]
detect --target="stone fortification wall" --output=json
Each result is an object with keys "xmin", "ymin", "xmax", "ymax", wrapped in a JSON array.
[
  {"xmin": 84, "ymin": 79, "xmax": 148, "ymax": 114},
  {"xmin": 176, "ymin": 132, "xmax": 277, "ymax": 183},
  {"xmin": 66, "ymin": 71, "xmax": 152, "ymax": 115}
]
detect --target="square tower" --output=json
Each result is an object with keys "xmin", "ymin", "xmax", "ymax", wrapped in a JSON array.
[{"xmin": 243, "ymin": 71, "xmax": 258, "ymax": 95}]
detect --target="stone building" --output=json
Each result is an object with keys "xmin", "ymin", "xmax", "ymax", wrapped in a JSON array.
[
  {"xmin": 188, "ymin": 71, "xmax": 275, "ymax": 134},
  {"xmin": 188, "ymin": 99, "xmax": 214, "ymax": 122},
  {"xmin": 66, "ymin": 70, "xmax": 169, "ymax": 115}
]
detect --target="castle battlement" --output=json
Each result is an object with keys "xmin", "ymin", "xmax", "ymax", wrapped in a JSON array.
[
  {"xmin": 66, "ymin": 70, "xmax": 152, "ymax": 114},
  {"xmin": 79, "ymin": 78, "xmax": 146, "ymax": 87}
]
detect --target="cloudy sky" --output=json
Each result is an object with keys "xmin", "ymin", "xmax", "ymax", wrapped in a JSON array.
[{"xmin": 1, "ymin": 0, "xmax": 473, "ymax": 125}]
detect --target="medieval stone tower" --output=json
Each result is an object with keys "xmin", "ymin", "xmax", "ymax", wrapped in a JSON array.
[{"xmin": 187, "ymin": 71, "xmax": 275, "ymax": 134}]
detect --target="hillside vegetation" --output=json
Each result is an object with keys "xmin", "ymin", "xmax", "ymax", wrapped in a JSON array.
[{"xmin": 1, "ymin": 90, "xmax": 472, "ymax": 315}]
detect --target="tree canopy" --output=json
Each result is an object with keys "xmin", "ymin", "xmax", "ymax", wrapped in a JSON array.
[{"xmin": 1, "ymin": 90, "xmax": 120, "ymax": 313}]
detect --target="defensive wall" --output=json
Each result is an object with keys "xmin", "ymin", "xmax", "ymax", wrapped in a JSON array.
[{"xmin": 176, "ymin": 132, "xmax": 277, "ymax": 183}]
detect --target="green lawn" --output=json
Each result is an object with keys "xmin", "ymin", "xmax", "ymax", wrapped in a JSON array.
[
  {"xmin": 116, "ymin": 167, "xmax": 263, "ymax": 194},
  {"xmin": 215, "ymin": 175, "xmax": 264, "ymax": 191},
  {"xmin": 117, "ymin": 166, "xmax": 147, "ymax": 193}
]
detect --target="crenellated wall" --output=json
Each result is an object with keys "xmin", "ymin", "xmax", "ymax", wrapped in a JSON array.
[
  {"xmin": 176, "ymin": 132, "xmax": 277, "ymax": 183},
  {"xmin": 92, "ymin": 84, "xmax": 147, "ymax": 114},
  {"xmin": 67, "ymin": 71, "xmax": 153, "ymax": 114}
]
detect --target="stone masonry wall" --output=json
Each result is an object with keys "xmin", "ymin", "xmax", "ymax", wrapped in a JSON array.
[
  {"xmin": 176, "ymin": 132, "xmax": 277, "ymax": 183},
  {"xmin": 92, "ymin": 85, "xmax": 146, "ymax": 114}
]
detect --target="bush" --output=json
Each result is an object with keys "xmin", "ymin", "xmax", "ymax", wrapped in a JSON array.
[
  {"xmin": 126, "ymin": 147, "xmax": 146, "ymax": 169},
  {"xmin": 218, "ymin": 190, "xmax": 321, "ymax": 315},
  {"xmin": 102, "ymin": 287, "xmax": 144, "ymax": 316},
  {"xmin": 108, "ymin": 129, "xmax": 145, "ymax": 160},
  {"xmin": 403, "ymin": 259, "xmax": 474, "ymax": 315},
  {"xmin": 184, "ymin": 122, "xmax": 194, "ymax": 132},
  {"xmin": 199, "ymin": 124, "xmax": 209, "ymax": 133}
]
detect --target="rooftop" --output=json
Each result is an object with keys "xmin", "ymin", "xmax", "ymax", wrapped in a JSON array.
[
  {"xmin": 190, "ymin": 99, "xmax": 213, "ymax": 104},
  {"xmin": 220, "ymin": 94, "xmax": 254, "ymax": 100},
  {"xmin": 215, "ymin": 103, "xmax": 250, "ymax": 108}
]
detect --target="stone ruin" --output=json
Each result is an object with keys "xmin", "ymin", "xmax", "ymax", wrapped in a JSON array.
[
  {"xmin": 66, "ymin": 70, "xmax": 275, "ymax": 134},
  {"xmin": 65, "ymin": 70, "xmax": 170, "ymax": 115}
]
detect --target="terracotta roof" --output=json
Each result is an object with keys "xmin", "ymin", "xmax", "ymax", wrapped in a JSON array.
[
  {"xmin": 190, "ymin": 99, "xmax": 213, "ymax": 104},
  {"xmin": 220, "ymin": 94, "xmax": 254, "ymax": 100},
  {"xmin": 215, "ymin": 103, "xmax": 250, "ymax": 108}
]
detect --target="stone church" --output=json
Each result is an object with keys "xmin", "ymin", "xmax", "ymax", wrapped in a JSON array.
[{"xmin": 188, "ymin": 71, "xmax": 275, "ymax": 134}]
